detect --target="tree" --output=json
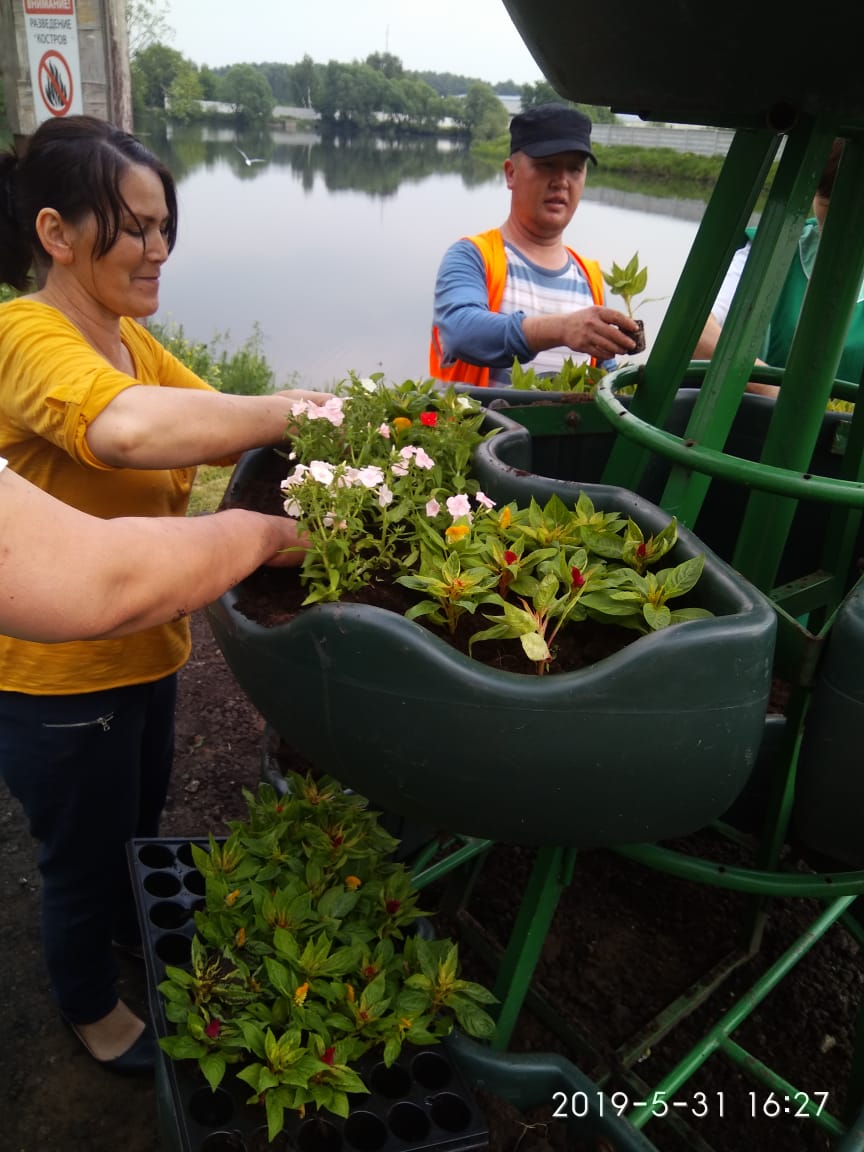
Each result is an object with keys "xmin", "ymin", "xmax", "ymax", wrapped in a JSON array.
[
  {"xmin": 365, "ymin": 52, "xmax": 403, "ymax": 80},
  {"xmin": 131, "ymin": 43, "xmax": 189, "ymax": 110},
  {"xmin": 167, "ymin": 69, "xmax": 204, "ymax": 123},
  {"xmin": 220, "ymin": 65, "xmax": 274, "ymax": 125},
  {"xmin": 126, "ymin": 0, "xmax": 172, "ymax": 60},
  {"xmin": 460, "ymin": 81, "xmax": 508, "ymax": 141},
  {"xmin": 519, "ymin": 81, "xmax": 619, "ymax": 125}
]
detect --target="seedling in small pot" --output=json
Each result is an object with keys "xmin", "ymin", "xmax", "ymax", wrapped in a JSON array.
[{"xmin": 602, "ymin": 252, "xmax": 657, "ymax": 353}]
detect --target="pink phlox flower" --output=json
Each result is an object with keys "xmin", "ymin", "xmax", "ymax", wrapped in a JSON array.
[
  {"xmin": 355, "ymin": 465, "xmax": 385, "ymax": 489},
  {"xmin": 390, "ymin": 462, "xmax": 409, "ymax": 477},
  {"xmin": 425, "ymin": 499, "xmax": 441, "ymax": 518},
  {"xmin": 378, "ymin": 484, "xmax": 394, "ymax": 508},
  {"xmin": 309, "ymin": 460, "xmax": 336, "ymax": 485},
  {"xmin": 281, "ymin": 464, "xmax": 309, "ymax": 490},
  {"xmin": 377, "ymin": 422, "xmax": 391, "ymax": 439},
  {"xmin": 397, "ymin": 445, "xmax": 435, "ymax": 470},
  {"xmin": 308, "ymin": 395, "xmax": 345, "ymax": 426},
  {"xmin": 446, "ymin": 494, "xmax": 473, "ymax": 522},
  {"xmin": 474, "ymin": 490, "xmax": 495, "ymax": 509}
]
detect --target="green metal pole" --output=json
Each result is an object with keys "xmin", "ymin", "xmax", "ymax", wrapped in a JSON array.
[
  {"xmin": 601, "ymin": 129, "xmax": 778, "ymax": 492},
  {"xmin": 734, "ymin": 135, "xmax": 864, "ymax": 591}
]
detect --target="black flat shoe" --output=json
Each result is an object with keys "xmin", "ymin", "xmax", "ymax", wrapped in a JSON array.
[{"xmin": 61, "ymin": 1015, "xmax": 157, "ymax": 1076}]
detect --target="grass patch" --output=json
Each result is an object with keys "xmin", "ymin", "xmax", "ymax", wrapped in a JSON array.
[{"xmin": 187, "ymin": 464, "xmax": 232, "ymax": 515}]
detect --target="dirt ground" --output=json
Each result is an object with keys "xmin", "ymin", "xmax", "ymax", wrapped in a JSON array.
[{"xmin": 2, "ymin": 611, "xmax": 863, "ymax": 1152}]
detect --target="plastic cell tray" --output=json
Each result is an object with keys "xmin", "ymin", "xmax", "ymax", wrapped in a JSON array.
[{"xmin": 128, "ymin": 837, "xmax": 489, "ymax": 1152}]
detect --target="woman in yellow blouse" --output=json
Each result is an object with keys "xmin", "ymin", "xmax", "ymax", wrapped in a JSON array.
[{"xmin": 0, "ymin": 115, "xmax": 321, "ymax": 1074}]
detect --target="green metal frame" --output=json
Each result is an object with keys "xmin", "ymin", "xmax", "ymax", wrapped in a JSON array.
[{"xmin": 404, "ymin": 122, "xmax": 864, "ymax": 1152}]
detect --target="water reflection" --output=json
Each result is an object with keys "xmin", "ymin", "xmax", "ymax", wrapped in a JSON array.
[{"xmin": 148, "ymin": 120, "xmax": 503, "ymax": 197}]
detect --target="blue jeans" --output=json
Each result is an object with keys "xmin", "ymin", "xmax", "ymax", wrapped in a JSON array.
[{"xmin": 0, "ymin": 675, "xmax": 176, "ymax": 1023}]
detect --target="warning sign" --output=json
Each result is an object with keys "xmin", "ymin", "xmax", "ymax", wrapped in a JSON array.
[{"xmin": 24, "ymin": 0, "xmax": 83, "ymax": 123}]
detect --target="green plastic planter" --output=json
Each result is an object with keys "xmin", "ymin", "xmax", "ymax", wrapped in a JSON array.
[
  {"xmin": 206, "ymin": 420, "xmax": 775, "ymax": 847},
  {"xmin": 501, "ymin": 0, "xmax": 864, "ymax": 129},
  {"xmin": 794, "ymin": 579, "xmax": 864, "ymax": 866}
]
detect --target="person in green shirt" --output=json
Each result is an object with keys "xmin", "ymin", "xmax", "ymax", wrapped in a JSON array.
[{"xmin": 694, "ymin": 139, "xmax": 863, "ymax": 397}]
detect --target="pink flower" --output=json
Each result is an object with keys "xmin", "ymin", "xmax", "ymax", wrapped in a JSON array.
[
  {"xmin": 446, "ymin": 494, "xmax": 473, "ymax": 521},
  {"xmin": 378, "ymin": 484, "xmax": 394, "ymax": 508},
  {"xmin": 412, "ymin": 447, "xmax": 435, "ymax": 470},
  {"xmin": 377, "ymin": 422, "xmax": 391, "ymax": 439},
  {"xmin": 475, "ymin": 491, "xmax": 495, "ymax": 509},
  {"xmin": 355, "ymin": 465, "xmax": 384, "ymax": 488},
  {"xmin": 426, "ymin": 499, "xmax": 441, "ymax": 518}
]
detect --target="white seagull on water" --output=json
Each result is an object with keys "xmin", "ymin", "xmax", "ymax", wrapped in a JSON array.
[{"xmin": 234, "ymin": 144, "xmax": 266, "ymax": 166}]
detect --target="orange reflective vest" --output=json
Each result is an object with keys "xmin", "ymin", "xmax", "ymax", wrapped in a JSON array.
[{"xmin": 429, "ymin": 227, "xmax": 606, "ymax": 387}]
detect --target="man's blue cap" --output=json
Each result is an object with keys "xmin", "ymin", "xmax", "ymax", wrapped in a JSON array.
[{"xmin": 509, "ymin": 103, "xmax": 597, "ymax": 164}]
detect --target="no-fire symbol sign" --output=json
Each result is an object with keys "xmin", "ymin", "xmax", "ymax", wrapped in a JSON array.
[{"xmin": 24, "ymin": 0, "xmax": 83, "ymax": 123}]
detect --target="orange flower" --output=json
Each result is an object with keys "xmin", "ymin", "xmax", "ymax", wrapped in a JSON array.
[
  {"xmin": 294, "ymin": 982, "xmax": 310, "ymax": 1005},
  {"xmin": 225, "ymin": 888, "xmax": 241, "ymax": 907},
  {"xmin": 344, "ymin": 875, "xmax": 362, "ymax": 891},
  {"xmin": 392, "ymin": 416, "xmax": 411, "ymax": 432},
  {"xmin": 235, "ymin": 926, "xmax": 246, "ymax": 947},
  {"xmin": 345, "ymin": 983, "xmax": 356, "ymax": 1003},
  {"xmin": 445, "ymin": 524, "xmax": 470, "ymax": 543},
  {"xmin": 498, "ymin": 506, "xmax": 512, "ymax": 529}
]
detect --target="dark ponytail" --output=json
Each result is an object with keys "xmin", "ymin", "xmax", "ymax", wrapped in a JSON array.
[{"xmin": 0, "ymin": 151, "xmax": 36, "ymax": 291}]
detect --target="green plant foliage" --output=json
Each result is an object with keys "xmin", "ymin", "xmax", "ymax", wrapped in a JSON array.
[
  {"xmin": 158, "ymin": 775, "xmax": 496, "ymax": 1141},
  {"xmin": 279, "ymin": 377, "xmax": 714, "ymax": 675},
  {"xmin": 146, "ymin": 318, "xmax": 275, "ymax": 394}
]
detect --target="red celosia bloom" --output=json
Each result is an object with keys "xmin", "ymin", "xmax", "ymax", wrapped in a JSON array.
[
  {"xmin": 331, "ymin": 833, "xmax": 344, "ymax": 847},
  {"xmin": 386, "ymin": 899, "xmax": 401, "ymax": 915},
  {"xmin": 420, "ymin": 411, "xmax": 437, "ymax": 426},
  {"xmin": 503, "ymin": 550, "xmax": 518, "ymax": 565},
  {"xmin": 205, "ymin": 1018, "xmax": 221, "ymax": 1039},
  {"xmin": 363, "ymin": 964, "xmax": 378, "ymax": 979},
  {"xmin": 322, "ymin": 1046, "xmax": 336, "ymax": 1066},
  {"xmin": 637, "ymin": 542, "xmax": 647, "ymax": 558},
  {"xmin": 571, "ymin": 567, "xmax": 585, "ymax": 588}
]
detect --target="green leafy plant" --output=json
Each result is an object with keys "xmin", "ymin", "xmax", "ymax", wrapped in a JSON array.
[
  {"xmin": 601, "ymin": 252, "xmax": 653, "ymax": 318},
  {"xmin": 158, "ymin": 774, "xmax": 497, "ymax": 1142},
  {"xmin": 509, "ymin": 357, "xmax": 607, "ymax": 393},
  {"xmin": 278, "ymin": 377, "xmax": 715, "ymax": 675}
]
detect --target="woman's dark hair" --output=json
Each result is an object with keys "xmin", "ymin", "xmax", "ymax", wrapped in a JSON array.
[{"xmin": 0, "ymin": 114, "xmax": 178, "ymax": 291}]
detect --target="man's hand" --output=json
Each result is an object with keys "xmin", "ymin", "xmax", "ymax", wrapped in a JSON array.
[{"xmin": 523, "ymin": 306, "xmax": 640, "ymax": 360}]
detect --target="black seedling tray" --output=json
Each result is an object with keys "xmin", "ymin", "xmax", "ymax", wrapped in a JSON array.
[{"xmin": 128, "ymin": 837, "xmax": 489, "ymax": 1152}]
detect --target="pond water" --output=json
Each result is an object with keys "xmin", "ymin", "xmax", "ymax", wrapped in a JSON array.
[{"xmin": 146, "ymin": 123, "xmax": 708, "ymax": 388}]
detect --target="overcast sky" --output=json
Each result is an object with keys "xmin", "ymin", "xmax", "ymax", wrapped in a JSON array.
[{"xmin": 162, "ymin": 0, "xmax": 545, "ymax": 86}]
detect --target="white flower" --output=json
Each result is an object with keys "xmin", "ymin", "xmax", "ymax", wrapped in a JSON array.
[
  {"xmin": 425, "ymin": 499, "xmax": 441, "ymax": 518},
  {"xmin": 475, "ymin": 490, "xmax": 496, "ymax": 509},
  {"xmin": 283, "ymin": 498, "xmax": 303, "ymax": 517},
  {"xmin": 446, "ymin": 494, "xmax": 473, "ymax": 521},
  {"xmin": 378, "ymin": 484, "xmax": 394, "ymax": 508},
  {"xmin": 356, "ymin": 465, "xmax": 385, "ymax": 489},
  {"xmin": 359, "ymin": 378, "xmax": 377, "ymax": 393},
  {"xmin": 310, "ymin": 460, "xmax": 336, "ymax": 485},
  {"xmin": 281, "ymin": 464, "xmax": 308, "ymax": 489}
]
